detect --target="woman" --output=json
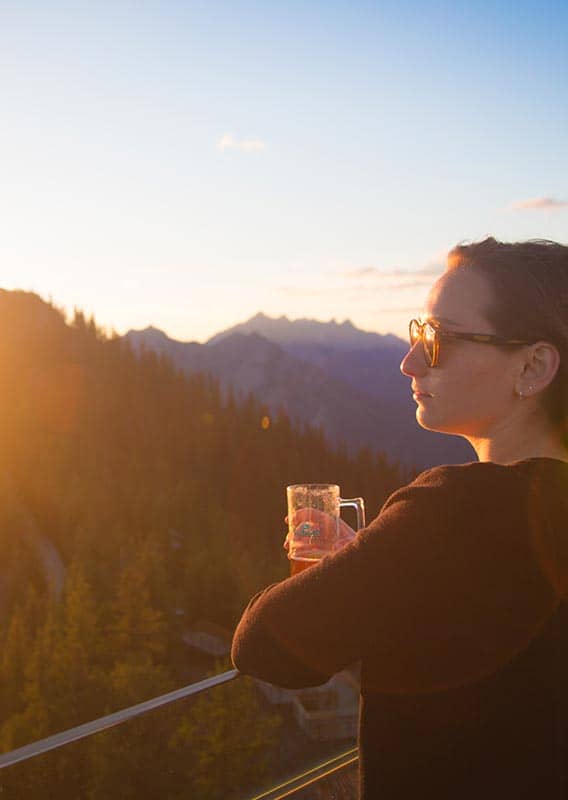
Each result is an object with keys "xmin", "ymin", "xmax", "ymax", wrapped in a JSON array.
[{"xmin": 231, "ymin": 238, "xmax": 568, "ymax": 798}]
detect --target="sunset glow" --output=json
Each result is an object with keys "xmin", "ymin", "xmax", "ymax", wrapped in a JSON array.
[{"xmin": 0, "ymin": 1, "xmax": 566, "ymax": 342}]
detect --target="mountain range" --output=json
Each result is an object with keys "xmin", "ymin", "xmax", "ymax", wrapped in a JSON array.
[{"xmin": 125, "ymin": 313, "xmax": 475, "ymax": 469}]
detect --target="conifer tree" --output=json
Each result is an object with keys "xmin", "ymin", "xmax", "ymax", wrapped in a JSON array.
[
  {"xmin": 0, "ymin": 603, "xmax": 31, "ymax": 724},
  {"xmin": 169, "ymin": 667, "xmax": 282, "ymax": 800}
]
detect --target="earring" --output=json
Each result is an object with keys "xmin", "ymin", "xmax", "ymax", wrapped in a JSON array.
[{"xmin": 518, "ymin": 385, "xmax": 535, "ymax": 400}]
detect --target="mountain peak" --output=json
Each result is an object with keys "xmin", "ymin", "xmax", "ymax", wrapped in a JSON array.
[
  {"xmin": 207, "ymin": 313, "xmax": 402, "ymax": 350},
  {"xmin": 126, "ymin": 325, "xmax": 171, "ymax": 342}
]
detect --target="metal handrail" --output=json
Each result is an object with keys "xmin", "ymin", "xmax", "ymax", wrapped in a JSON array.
[
  {"xmin": 248, "ymin": 747, "xmax": 358, "ymax": 800},
  {"xmin": 0, "ymin": 669, "xmax": 239, "ymax": 769},
  {"xmin": 0, "ymin": 668, "xmax": 360, "ymax": 799}
]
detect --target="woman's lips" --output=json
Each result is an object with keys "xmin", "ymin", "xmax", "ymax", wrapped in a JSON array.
[{"xmin": 412, "ymin": 389, "xmax": 433, "ymax": 400}]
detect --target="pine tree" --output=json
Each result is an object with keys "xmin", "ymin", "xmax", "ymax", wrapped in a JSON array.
[
  {"xmin": 109, "ymin": 561, "xmax": 167, "ymax": 666},
  {"xmin": 0, "ymin": 587, "xmax": 38, "ymax": 723},
  {"xmin": 169, "ymin": 667, "xmax": 282, "ymax": 800}
]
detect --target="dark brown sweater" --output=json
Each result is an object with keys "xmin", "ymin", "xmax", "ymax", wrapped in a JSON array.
[{"xmin": 232, "ymin": 459, "xmax": 568, "ymax": 799}]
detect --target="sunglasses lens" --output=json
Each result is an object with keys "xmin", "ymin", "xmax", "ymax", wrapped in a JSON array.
[
  {"xmin": 409, "ymin": 320, "xmax": 436, "ymax": 365},
  {"xmin": 409, "ymin": 320, "xmax": 420, "ymax": 347},
  {"xmin": 423, "ymin": 324, "xmax": 436, "ymax": 366}
]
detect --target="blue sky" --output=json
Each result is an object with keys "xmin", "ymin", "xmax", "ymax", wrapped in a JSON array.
[{"xmin": 1, "ymin": 0, "xmax": 566, "ymax": 341}]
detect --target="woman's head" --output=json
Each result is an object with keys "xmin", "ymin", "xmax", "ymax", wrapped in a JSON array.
[
  {"xmin": 447, "ymin": 238, "xmax": 568, "ymax": 431},
  {"xmin": 401, "ymin": 237, "xmax": 568, "ymax": 455}
]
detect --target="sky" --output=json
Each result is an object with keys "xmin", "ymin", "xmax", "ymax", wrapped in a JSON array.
[{"xmin": 1, "ymin": 0, "xmax": 566, "ymax": 342}]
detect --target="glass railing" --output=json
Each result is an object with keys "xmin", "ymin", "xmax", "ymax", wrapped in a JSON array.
[{"xmin": 0, "ymin": 669, "xmax": 359, "ymax": 799}]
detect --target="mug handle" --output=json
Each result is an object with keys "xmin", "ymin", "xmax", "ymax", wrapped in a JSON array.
[{"xmin": 339, "ymin": 497, "xmax": 365, "ymax": 531}]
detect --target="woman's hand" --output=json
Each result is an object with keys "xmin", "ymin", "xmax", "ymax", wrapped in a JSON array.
[{"xmin": 284, "ymin": 508, "xmax": 357, "ymax": 555}]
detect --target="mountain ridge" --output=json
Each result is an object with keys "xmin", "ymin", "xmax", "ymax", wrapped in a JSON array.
[
  {"xmin": 126, "ymin": 315, "xmax": 474, "ymax": 469},
  {"xmin": 205, "ymin": 312, "xmax": 404, "ymax": 350}
]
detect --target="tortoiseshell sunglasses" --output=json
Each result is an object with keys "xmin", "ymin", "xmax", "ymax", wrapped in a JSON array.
[{"xmin": 409, "ymin": 319, "xmax": 531, "ymax": 367}]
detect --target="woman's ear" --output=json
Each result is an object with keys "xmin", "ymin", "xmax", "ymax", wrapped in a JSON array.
[{"xmin": 517, "ymin": 341, "xmax": 561, "ymax": 396}]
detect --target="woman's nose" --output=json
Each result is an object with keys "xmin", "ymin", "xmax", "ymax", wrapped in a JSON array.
[{"xmin": 400, "ymin": 341, "xmax": 427, "ymax": 377}]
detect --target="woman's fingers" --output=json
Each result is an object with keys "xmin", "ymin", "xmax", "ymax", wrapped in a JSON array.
[{"xmin": 283, "ymin": 509, "xmax": 358, "ymax": 555}]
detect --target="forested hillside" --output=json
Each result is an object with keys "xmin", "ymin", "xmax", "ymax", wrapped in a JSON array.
[
  {"xmin": 0, "ymin": 289, "xmax": 406, "ymax": 797},
  {"xmin": 126, "ymin": 318, "xmax": 475, "ymax": 468}
]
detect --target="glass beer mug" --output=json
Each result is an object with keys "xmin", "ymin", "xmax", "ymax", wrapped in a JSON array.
[{"xmin": 286, "ymin": 484, "xmax": 365, "ymax": 575}]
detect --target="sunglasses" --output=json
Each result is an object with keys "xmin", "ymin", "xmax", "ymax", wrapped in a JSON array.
[{"xmin": 409, "ymin": 319, "xmax": 532, "ymax": 368}]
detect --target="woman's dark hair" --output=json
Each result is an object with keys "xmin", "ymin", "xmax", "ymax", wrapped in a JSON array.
[{"xmin": 447, "ymin": 237, "xmax": 568, "ymax": 432}]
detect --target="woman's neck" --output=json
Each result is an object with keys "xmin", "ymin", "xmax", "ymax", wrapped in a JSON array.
[
  {"xmin": 468, "ymin": 412, "xmax": 568, "ymax": 465},
  {"xmin": 473, "ymin": 439, "xmax": 568, "ymax": 465}
]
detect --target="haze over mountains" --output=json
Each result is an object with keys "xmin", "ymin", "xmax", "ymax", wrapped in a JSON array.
[{"xmin": 125, "ymin": 314, "xmax": 474, "ymax": 469}]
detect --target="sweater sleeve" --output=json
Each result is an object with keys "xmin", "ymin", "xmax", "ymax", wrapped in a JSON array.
[
  {"xmin": 231, "ymin": 468, "xmax": 456, "ymax": 687},
  {"xmin": 231, "ymin": 463, "xmax": 558, "ymax": 691}
]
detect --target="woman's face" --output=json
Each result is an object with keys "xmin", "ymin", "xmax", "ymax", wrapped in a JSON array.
[{"xmin": 400, "ymin": 267, "xmax": 525, "ymax": 440}]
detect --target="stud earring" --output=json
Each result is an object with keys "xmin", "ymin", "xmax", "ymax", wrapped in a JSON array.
[{"xmin": 518, "ymin": 385, "xmax": 535, "ymax": 400}]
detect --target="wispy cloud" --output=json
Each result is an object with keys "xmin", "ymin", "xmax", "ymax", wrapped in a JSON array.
[
  {"xmin": 217, "ymin": 133, "xmax": 266, "ymax": 153},
  {"xmin": 510, "ymin": 196, "xmax": 568, "ymax": 211},
  {"xmin": 277, "ymin": 259, "xmax": 444, "ymax": 306},
  {"xmin": 344, "ymin": 266, "xmax": 386, "ymax": 278},
  {"xmin": 343, "ymin": 263, "xmax": 443, "ymax": 279},
  {"xmin": 342, "ymin": 262, "xmax": 444, "ymax": 289},
  {"xmin": 278, "ymin": 277, "xmax": 434, "ymax": 299}
]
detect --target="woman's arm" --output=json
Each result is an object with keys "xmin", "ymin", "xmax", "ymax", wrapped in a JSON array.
[
  {"xmin": 231, "ymin": 462, "xmax": 557, "ymax": 692},
  {"xmin": 231, "ymin": 472, "xmax": 443, "ymax": 688}
]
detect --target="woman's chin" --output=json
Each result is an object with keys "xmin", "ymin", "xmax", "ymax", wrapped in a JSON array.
[
  {"xmin": 416, "ymin": 408, "xmax": 466, "ymax": 438},
  {"xmin": 416, "ymin": 407, "xmax": 445, "ymax": 434},
  {"xmin": 416, "ymin": 406, "xmax": 434, "ymax": 428}
]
